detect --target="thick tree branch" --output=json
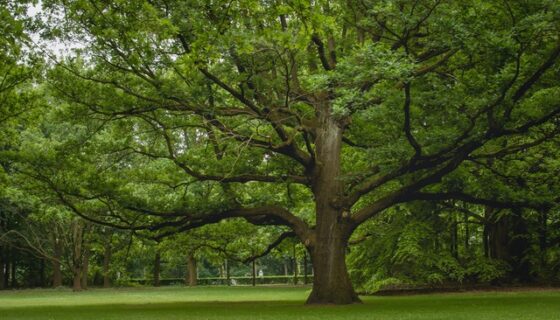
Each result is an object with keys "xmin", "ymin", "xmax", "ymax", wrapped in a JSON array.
[
  {"xmin": 311, "ymin": 34, "xmax": 334, "ymax": 71},
  {"xmin": 410, "ymin": 191, "xmax": 550, "ymax": 210},
  {"xmin": 350, "ymin": 141, "xmax": 482, "ymax": 228},
  {"xmin": 243, "ymin": 231, "xmax": 296, "ymax": 263},
  {"xmin": 154, "ymin": 206, "xmax": 311, "ymax": 242},
  {"xmin": 512, "ymin": 40, "xmax": 560, "ymax": 102}
]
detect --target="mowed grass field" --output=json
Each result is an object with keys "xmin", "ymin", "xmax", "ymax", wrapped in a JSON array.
[{"xmin": 0, "ymin": 286, "xmax": 559, "ymax": 320}]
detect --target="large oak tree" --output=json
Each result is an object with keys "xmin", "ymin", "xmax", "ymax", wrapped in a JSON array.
[{"xmin": 31, "ymin": 0, "xmax": 560, "ymax": 304}]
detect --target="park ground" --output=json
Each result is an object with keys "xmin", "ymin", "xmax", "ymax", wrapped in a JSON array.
[{"xmin": 0, "ymin": 286, "xmax": 559, "ymax": 320}]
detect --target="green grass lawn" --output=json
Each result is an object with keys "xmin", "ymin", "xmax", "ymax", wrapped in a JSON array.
[{"xmin": 0, "ymin": 286, "xmax": 559, "ymax": 320}]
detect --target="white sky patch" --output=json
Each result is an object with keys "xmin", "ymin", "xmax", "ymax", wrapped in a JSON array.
[{"xmin": 26, "ymin": 1, "xmax": 87, "ymax": 60}]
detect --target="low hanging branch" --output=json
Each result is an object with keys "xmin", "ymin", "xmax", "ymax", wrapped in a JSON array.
[
  {"xmin": 243, "ymin": 231, "xmax": 296, "ymax": 263},
  {"xmin": 409, "ymin": 191, "xmax": 552, "ymax": 210}
]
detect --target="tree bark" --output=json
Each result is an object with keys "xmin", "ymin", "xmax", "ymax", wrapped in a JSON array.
[
  {"xmin": 306, "ymin": 233, "xmax": 358, "ymax": 304},
  {"xmin": 186, "ymin": 252, "xmax": 197, "ymax": 286},
  {"xmin": 306, "ymin": 106, "xmax": 360, "ymax": 304}
]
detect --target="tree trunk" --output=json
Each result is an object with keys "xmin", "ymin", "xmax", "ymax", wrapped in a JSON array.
[
  {"xmin": 483, "ymin": 223, "xmax": 490, "ymax": 258},
  {"xmin": 303, "ymin": 251, "xmax": 308, "ymax": 285},
  {"xmin": 450, "ymin": 216, "xmax": 458, "ymax": 259},
  {"xmin": 0, "ymin": 245, "xmax": 4, "ymax": 290},
  {"xmin": 3, "ymin": 249, "xmax": 9, "ymax": 289},
  {"xmin": 71, "ymin": 219, "xmax": 84, "ymax": 291},
  {"xmin": 464, "ymin": 212, "xmax": 470, "ymax": 252},
  {"xmin": 102, "ymin": 239, "xmax": 112, "ymax": 288},
  {"xmin": 81, "ymin": 246, "xmax": 90, "ymax": 290},
  {"xmin": 10, "ymin": 252, "xmax": 16, "ymax": 288},
  {"xmin": 292, "ymin": 244, "xmax": 298, "ymax": 285},
  {"xmin": 72, "ymin": 267, "xmax": 82, "ymax": 291},
  {"xmin": 39, "ymin": 259, "xmax": 46, "ymax": 287},
  {"xmin": 52, "ymin": 238, "xmax": 63, "ymax": 288},
  {"xmin": 306, "ymin": 233, "xmax": 358, "ymax": 304},
  {"xmin": 225, "ymin": 258, "xmax": 230, "ymax": 286},
  {"xmin": 186, "ymin": 253, "xmax": 197, "ymax": 286},
  {"xmin": 306, "ymin": 108, "xmax": 360, "ymax": 304},
  {"xmin": 538, "ymin": 209, "xmax": 548, "ymax": 268},
  {"xmin": 489, "ymin": 214, "xmax": 509, "ymax": 261},
  {"xmin": 509, "ymin": 209, "xmax": 531, "ymax": 282},
  {"xmin": 252, "ymin": 258, "xmax": 256, "ymax": 287},
  {"xmin": 153, "ymin": 252, "xmax": 161, "ymax": 287}
]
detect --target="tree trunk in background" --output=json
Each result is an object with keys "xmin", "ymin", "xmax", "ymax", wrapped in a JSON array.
[
  {"xmin": 3, "ymin": 248, "xmax": 9, "ymax": 289},
  {"xmin": 0, "ymin": 245, "xmax": 4, "ymax": 290},
  {"xmin": 489, "ymin": 220, "xmax": 509, "ymax": 260},
  {"xmin": 103, "ymin": 239, "xmax": 112, "ymax": 288},
  {"xmin": 283, "ymin": 261, "xmax": 288, "ymax": 276},
  {"xmin": 292, "ymin": 244, "xmax": 298, "ymax": 285},
  {"xmin": 72, "ymin": 266, "xmax": 82, "ymax": 291},
  {"xmin": 487, "ymin": 208, "xmax": 531, "ymax": 282},
  {"xmin": 52, "ymin": 238, "xmax": 63, "ymax": 288},
  {"xmin": 10, "ymin": 251, "xmax": 16, "ymax": 288},
  {"xmin": 450, "ymin": 215, "xmax": 458, "ymax": 259},
  {"xmin": 489, "ymin": 214, "xmax": 509, "ymax": 261},
  {"xmin": 225, "ymin": 259, "xmax": 230, "ymax": 286},
  {"xmin": 303, "ymin": 251, "xmax": 308, "ymax": 285},
  {"xmin": 464, "ymin": 212, "xmax": 470, "ymax": 252},
  {"xmin": 39, "ymin": 259, "xmax": 46, "ymax": 287},
  {"xmin": 538, "ymin": 209, "xmax": 548, "ymax": 268},
  {"xmin": 186, "ymin": 253, "xmax": 197, "ymax": 286},
  {"xmin": 153, "ymin": 252, "xmax": 161, "ymax": 287},
  {"xmin": 81, "ymin": 246, "xmax": 90, "ymax": 290},
  {"xmin": 509, "ymin": 209, "xmax": 531, "ymax": 282},
  {"xmin": 483, "ymin": 223, "xmax": 490, "ymax": 258},
  {"xmin": 71, "ymin": 219, "xmax": 84, "ymax": 291},
  {"xmin": 252, "ymin": 259, "xmax": 256, "ymax": 286}
]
